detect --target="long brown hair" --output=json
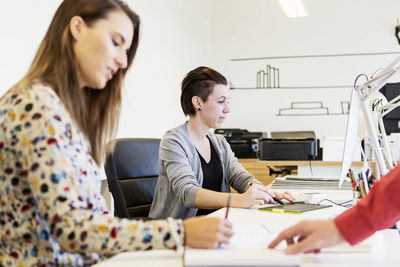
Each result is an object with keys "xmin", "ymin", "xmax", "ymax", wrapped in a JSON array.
[{"xmin": 13, "ymin": 0, "xmax": 140, "ymax": 164}]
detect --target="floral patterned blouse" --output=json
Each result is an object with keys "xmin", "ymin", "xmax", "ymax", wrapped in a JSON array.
[{"xmin": 0, "ymin": 83, "xmax": 184, "ymax": 266}]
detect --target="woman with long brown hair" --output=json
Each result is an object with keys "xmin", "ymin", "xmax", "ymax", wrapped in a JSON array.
[{"xmin": 0, "ymin": 1, "xmax": 232, "ymax": 266}]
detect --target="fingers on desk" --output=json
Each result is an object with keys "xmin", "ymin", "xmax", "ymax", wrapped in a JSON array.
[
  {"xmin": 214, "ymin": 219, "xmax": 234, "ymax": 247},
  {"xmin": 274, "ymin": 191, "xmax": 295, "ymax": 202},
  {"xmin": 268, "ymin": 221, "xmax": 320, "ymax": 254},
  {"xmin": 268, "ymin": 222, "xmax": 307, "ymax": 249},
  {"xmin": 254, "ymin": 185, "xmax": 275, "ymax": 203},
  {"xmin": 284, "ymin": 191, "xmax": 295, "ymax": 201},
  {"xmin": 247, "ymin": 186, "xmax": 274, "ymax": 204}
]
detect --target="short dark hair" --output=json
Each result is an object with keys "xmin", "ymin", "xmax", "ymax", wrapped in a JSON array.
[{"xmin": 180, "ymin": 66, "xmax": 227, "ymax": 117}]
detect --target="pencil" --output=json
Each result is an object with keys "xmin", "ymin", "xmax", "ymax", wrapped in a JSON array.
[
  {"xmin": 273, "ymin": 196, "xmax": 284, "ymax": 205},
  {"xmin": 225, "ymin": 194, "xmax": 232, "ymax": 219}
]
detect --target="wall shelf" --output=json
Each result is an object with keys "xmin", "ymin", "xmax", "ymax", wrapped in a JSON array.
[
  {"xmin": 229, "ymin": 51, "xmax": 398, "ymax": 117},
  {"xmin": 229, "ymin": 52, "xmax": 400, "ymax": 90},
  {"xmin": 276, "ymin": 101, "xmax": 349, "ymax": 116},
  {"xmin": 230, "ymin": 85, "xmax": 352, "ymax": 90},
  {"xmin": 231, "ymin": 51, "xmax": 400, "ymax": 62}
]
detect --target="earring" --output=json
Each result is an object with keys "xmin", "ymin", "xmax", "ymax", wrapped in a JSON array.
[{"xmin": 198, "ymin": 107, "xmax": 201, "ymax": 111}]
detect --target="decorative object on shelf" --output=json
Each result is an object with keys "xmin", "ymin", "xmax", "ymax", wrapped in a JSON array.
[
  {"xmin": 395, "ymin": 18, "xmax": 400, "ymax": 45},
  {"xmin": 276, "ymin": 101, "xmax": 350, "ymax": 116},
  {"xmin": 256, "ymin": 65, "xmax": 280, "ymax": 88}
]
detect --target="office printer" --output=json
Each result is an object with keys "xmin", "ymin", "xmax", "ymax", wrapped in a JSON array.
[
  {"xmin": 257, "ymin": 131, "xmax": 321, "ymax": 160},
  {"xmin": 214, "ymin": 128, "xmax": 266, "ymax": 158}
]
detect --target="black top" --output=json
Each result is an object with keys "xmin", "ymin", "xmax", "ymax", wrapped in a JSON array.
[{"xmin": 196, "ymin": 136, "xmax": 223, "ymax": 216}]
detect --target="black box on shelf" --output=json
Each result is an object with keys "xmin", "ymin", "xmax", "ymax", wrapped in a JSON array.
[
  {"xmin": 215, "ymin": 128, "xmax": 266, "ymax": 158},
  {"xmin": 257, "ymin": 138, "xmax": 320, "ymax": 160}
]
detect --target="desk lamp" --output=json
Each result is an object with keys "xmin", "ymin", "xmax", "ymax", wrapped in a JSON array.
[{"xmin": 339, "ymin": 56, "xmax": 400, "ymax": 187}]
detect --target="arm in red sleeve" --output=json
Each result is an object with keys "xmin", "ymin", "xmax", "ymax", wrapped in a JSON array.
[{"xmin": 334, "ymin": 164, "xmax": 400, "ymax": 245}]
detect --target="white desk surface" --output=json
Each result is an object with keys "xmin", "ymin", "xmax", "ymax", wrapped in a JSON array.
[{"xmin": 94, "ymin": 188, "xmax": 400, "ymax": 266}]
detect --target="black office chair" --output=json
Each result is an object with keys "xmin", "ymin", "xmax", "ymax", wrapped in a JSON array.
[{"xmin": 104, "ymin": 138, "xmax": 160, "ymax": 219}]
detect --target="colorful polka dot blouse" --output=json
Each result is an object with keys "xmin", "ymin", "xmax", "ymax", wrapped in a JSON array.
[{"xmin": 0, "ymin": 83, "xmax": 184, "ymax": 266}]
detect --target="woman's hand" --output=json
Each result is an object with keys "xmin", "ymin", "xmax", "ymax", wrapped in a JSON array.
[
  {"xmin": 274, "ymin": 191, "xmax": 295, "ymax": 202},
  {"xmin": 183, "ymin": 216, "xmax": 233, "ymax": 248},
  {"xmin": 268, "ymin": 219, "xmax": 345, "ymax": 254},
  {"xmin": 233, "ymin": 184, "xmax": 275, "ymax": 208}
]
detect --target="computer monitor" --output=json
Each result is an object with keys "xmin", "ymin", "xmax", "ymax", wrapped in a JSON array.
[{"xmin": 339, "ymin": 88, "xmax": 360, "ymax": 188}]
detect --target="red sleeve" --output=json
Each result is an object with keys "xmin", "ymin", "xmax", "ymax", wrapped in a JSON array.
[{"xmin": 334, "ymin": 164, "xmax": 400, "ymax": 245}]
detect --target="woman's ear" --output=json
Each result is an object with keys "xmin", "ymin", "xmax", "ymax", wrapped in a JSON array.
[
  {"xmin": 69, "ymin": 16, "xmax": 85, "ymax": 41},
  {"xmin": 192, "ymin": 96, "xmax": 202, "ymax": 111}
]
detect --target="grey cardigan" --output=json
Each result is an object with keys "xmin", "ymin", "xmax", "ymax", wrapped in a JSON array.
[{"xmin": 149, "ymin": 123, "xmax": 260, "ymax": 219}]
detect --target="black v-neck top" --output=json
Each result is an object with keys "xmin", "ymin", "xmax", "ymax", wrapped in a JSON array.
[{"xmin": 196, "ymin": 136, "xmax": 223, "ymax": 216}]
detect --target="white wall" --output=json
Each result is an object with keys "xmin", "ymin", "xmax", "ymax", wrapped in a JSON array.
[
  {"xmin": 1, "ymin": 0, "xmax": 400, "ymax": 139},
  {"xmin": 0, "ymin": 0, "xmax": 213, "ymax": 139},
  {"xmin": 209, "ymin": 0, "xmax": 400, "ymax": 138},
  {"xmin": 0, "ymin": 1, "xmax": 63, "ymax": 90},
  {"xmin": 119, "ymin": 0, "xmax": 214, "ymax": 138}
]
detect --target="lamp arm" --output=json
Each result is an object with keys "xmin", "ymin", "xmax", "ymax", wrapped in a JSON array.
[
  {"xmin": 357, "ymin": 55, "xmax": 400, "ymax": 100},
  {"xmin": 360, "ymin": 97, "xmax": 389, "ymax": 177},
  {"xmin": 377, "ymin": 116, "xmax": 395, "ymax": 168},
  {"xmin": 380, "ymin": 102, "xmax": 400, "ymax": 117}
]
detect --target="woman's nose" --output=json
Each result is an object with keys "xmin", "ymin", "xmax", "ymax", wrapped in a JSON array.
[
  {"xmin": 116, "ymin": 51, "xmax": 128, "ymax": 69},
  {"xmin": 224, "ymin": 105, "xmax": 230, "ymax": 113}
]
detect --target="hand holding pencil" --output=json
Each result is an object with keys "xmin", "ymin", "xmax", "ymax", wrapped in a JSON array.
[{"xmin": 232, "ymin": 182, "xmax": 294, "ymax": 208}]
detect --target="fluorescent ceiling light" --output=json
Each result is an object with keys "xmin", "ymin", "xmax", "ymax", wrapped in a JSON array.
[{"xmin": 278, "ymin": 0, "xmax": 308, "ymax": 18}]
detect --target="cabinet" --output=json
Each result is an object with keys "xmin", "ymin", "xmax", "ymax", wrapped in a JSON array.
[
  {"xmin": 238, "ymin": 158, "xmax": 275, "ymax": 186},
  {"xmin": 238, "ymin": 158, "xmax": 364, "ymax": 186}
]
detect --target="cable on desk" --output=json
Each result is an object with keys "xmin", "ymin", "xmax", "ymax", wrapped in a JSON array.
[
  {"xmin": 308, "ymin": 161, "xmax": 313, "ymax": 176},
  {"xmin": 317, "ymin": 198, "xmax": 353, "ymax": 207}
]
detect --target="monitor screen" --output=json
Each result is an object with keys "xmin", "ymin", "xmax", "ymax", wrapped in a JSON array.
[{"xmin": 339, "ymin": 88, "xmax": 360, "ymax": 188}]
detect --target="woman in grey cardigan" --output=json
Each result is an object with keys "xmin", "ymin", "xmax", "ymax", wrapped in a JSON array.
[{"xmin": 149, "ymin": 67, "xmax": 293, "ymax": 219}]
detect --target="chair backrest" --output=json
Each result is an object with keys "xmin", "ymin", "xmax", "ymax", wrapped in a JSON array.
[{"xmin": 104, "ymin": 138, "xmax": 160, "ymax": 218}]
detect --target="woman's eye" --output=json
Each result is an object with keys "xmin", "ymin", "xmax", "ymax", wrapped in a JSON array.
[{"xmin": 112, "ymin": 39, "xmax": 120, "ymax": 46}]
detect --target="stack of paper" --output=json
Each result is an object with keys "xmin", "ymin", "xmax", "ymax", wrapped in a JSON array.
[
  {"xmin": 185, "ymin": 223, "xmax": 300, "ymax": 267},
  {"xmin": 94, "ymin": 249, "xmax": 183, "ymax": 267},
  {"xmin": 271, "ymin": 176, "xmax": 353, "ymax": 190}
]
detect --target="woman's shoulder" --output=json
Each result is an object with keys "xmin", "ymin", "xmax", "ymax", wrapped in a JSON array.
[
  {"xmin": 162, "ymin": 123, "xmax": 188, "ymax": 141},
  {"xmin": 0, "ymin": 82, "xmax": 69, "ymax": 125},
  {"xmin": 208, "ymin": 131, "xmax": 228, "ymax": 145},
  {"xmin": 26, "ymin": 82, "xmax": 61, "ymax": 104},
  {"xmin": 161, "ymin": 123, "xmax": 194, "ymax": 153},
  {"xmin": 1, "ymin": 82, "xmax": 61, "ymax": 108}
]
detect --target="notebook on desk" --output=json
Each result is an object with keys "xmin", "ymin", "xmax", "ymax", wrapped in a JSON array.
[
  {"xmin": 258, "ymin": 202, "xmax": 332, "ymax": 214},
  {"xmin": 185, "ymin": 248, "xmax": 300, "ymax": 267},
  {"xmin": 185, "ymin": 223, "xmax": 300, "ymax": 266}
]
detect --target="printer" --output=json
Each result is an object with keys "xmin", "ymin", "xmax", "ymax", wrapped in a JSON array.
[
  {"xmin": 214, "ymin": 128, "xmax": 266, "ymax": 158},
  {"xmin": 257, "ymin": 131, "xmax": 321, "ymax": 160}
]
